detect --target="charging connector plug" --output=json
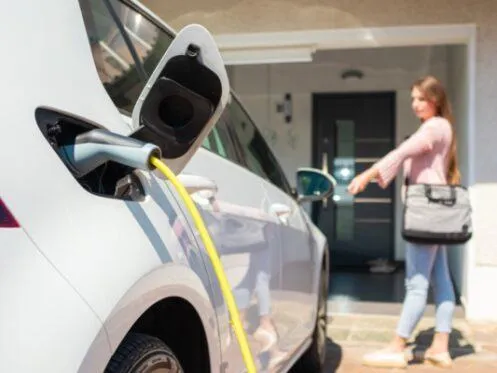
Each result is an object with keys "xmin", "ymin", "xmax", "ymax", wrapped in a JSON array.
[{"xmin": 59, "ymin": 129, "xmax": 161, "ymax": 178}]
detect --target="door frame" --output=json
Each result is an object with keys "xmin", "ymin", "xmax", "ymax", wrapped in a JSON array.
[{"xmin": 311, "ymin": 91, "xmax": 397, "ymax": 264}]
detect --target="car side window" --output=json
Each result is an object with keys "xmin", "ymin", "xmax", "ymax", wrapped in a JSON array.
[
  {"xmin": 79, "ymin": 0, "xmax": 173, "ymax": 114},
  {"xmin": 204, "ymin": 120, "xmax": 240, "ymax": 163},
  {"xmin": 226, "ymin": 97, "xmax": 292, "ymax": 194}
]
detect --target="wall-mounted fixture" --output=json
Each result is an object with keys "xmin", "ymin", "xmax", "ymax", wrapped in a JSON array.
[
  {"xmin": 276, "ymin": 93, "xmax": 292, "ymax": 124},
  {"xmin": 341, "ymin": 69, "xmax": 364, "ymax": 80}
]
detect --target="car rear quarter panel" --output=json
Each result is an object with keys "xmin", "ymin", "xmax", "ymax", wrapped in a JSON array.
[
  {"xmin": 78, "ymin": 264, "xmax": 222, "ymax": 373},
  {"xmin": 0, "ymin": 229, "xmax": 105, "ymax": 372}
]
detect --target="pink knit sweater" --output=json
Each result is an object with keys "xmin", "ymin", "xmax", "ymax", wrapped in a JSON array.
[{"xmin": 373, "ymin": 116, "xmax": 453, "ymax": 188}]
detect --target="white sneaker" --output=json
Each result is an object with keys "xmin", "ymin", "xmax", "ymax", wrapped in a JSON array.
[
  {"xmin": 362, "ymin": 349, "xmax": 408, "ymax": 369},
  {"xmin": 425, "ymin": 351, "xmax": 453, "ymax": 369},
  {"xmin": 253, "ymin": 327, "xmax": 278, "ymax": 352}
]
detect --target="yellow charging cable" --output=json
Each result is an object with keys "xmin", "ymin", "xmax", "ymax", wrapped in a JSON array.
[{"xmin": 150, "ymin": 156, "xmax": 257, "ymax": 373}]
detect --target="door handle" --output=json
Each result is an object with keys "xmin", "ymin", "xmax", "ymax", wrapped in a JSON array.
[
  {"xmin": 177, "ymin": 173, "xmax": 218, "ymax": 206},
  {"xmin": 270, "ymin": 203, "xmax": 292, "ymax": 225},
  {"xmin": 322, "ymin": 152, "xmax": 329, "ymax": 208},
  {"xmin": 322, "ymin": 152, "xmax": 328, "ymax": 174}
]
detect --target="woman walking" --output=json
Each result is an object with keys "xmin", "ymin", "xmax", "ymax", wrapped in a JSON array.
[{"xmin": 347, "ymin": 76, "xmax": 459, "ymax": 369}]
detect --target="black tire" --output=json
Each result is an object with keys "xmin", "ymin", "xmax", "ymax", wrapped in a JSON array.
[
  {"xmin": 105, "ymin": 333, "xmax": 184, "ymax": 373},
  {"xmin": 291, "ymin": 265, "xmax": 329, "ymax": 372}
]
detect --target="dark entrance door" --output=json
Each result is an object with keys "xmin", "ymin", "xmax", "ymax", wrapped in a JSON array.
[{"xmin": 312, "ymin": 92, "xmax": 396, "ymax": 268}]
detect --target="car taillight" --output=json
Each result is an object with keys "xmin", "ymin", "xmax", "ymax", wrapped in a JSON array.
[{"xmin": 0, "ymin": 198, "xmax": 20, "ymax": 228}]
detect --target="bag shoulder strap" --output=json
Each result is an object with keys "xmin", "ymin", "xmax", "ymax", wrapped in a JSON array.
[{"xmin": 403, "ymin": 134, "xmax": 412, "ymax": 188}]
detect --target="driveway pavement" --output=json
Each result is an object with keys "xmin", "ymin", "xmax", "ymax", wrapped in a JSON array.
[{"xmin": 323, "ymin": 313, "xmax": 497, "ymax": 372}]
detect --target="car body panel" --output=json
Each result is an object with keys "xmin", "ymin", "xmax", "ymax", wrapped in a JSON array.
[
  {"xmin": 102, "ymin": 264, "xmax": 222, "ymax": 372},
  {"xmin": 0, "ymin": 0, "xmax": 330, "ymax": 372},
  {"xmin": 263, "ymin": 181, "xmax": 316, "ymax": 350},
  {"xmin": 177, "ymin": 147, "xmax": 285, "ymax": 371},
  {"xmin": 0, "ymin": 229, "xmax": 105, "ymax": 372}
]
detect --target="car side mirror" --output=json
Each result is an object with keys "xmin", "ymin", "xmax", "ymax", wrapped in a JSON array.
[
  {"xmin": 130, "ymin": 24, "xmax": 229, "ymax": 175},
  {"xmin": 296, "ymin": 167, "xmax": 336, "ymax": 203}
]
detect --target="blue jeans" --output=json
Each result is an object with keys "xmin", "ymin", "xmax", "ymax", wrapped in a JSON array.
[
  {"xmin": 233, "ymin": 246, "xmax": 272, "ymax": 317},
  {"xmin": 396, "ymin": 243, "xmax": 456, "ymax": 338}
]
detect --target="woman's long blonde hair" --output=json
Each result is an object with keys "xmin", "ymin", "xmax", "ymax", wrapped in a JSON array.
[{"xmin": 412, "ymin": 76, "xmax": 461, "ymax": 185}]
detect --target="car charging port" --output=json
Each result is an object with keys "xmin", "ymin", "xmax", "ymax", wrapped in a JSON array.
[{"xmin": 36, "ymin": 108, "xmax": 150, "ymax": 200}]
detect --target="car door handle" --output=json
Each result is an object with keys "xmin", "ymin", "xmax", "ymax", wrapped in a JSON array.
[
  {"xmin": 322, "ymin": 152, "xmax": 329, "ymax": 208},
  {"xmin": 322, "ymin": 152, "xmax": 329, "ymax": 174},
  {"xmin": 270, "ymin": 203, "xmax": 292, "ymax": 224},
  {"xmin": 177, "ymin": 173, "xmax": 218, "ymax": 200}
]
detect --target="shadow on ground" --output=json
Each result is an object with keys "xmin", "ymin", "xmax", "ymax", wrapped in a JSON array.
[
  {"xmin": 289, "ymin": 337, "xmax": 342, "ymax": 372},
  {"xmin": 323, "ymin": 337, "xmax": 343, "ymax": 372},
  {"xmin": 409, "ymin": 327, "xmax": 476, "ymax": 365}
]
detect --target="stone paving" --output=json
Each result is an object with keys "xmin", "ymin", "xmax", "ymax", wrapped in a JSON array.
[{"xmin": 323, "ymin": 313, "xmax": 497, "ymax": 372}]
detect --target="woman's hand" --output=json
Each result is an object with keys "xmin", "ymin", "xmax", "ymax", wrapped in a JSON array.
[{"xmin": 347, "ymin": 168, "xmax": 378, "ymax": 195}]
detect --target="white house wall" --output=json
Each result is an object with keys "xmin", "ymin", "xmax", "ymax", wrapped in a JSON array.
[{"xmin": 446, "ymin": 45, "xmax": 469, "ymax": 302}]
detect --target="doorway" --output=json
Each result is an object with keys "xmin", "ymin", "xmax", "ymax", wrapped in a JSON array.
[
  {"xmin": 312, "ymin": 92, "xmax": 396, "ymax": 269},
  {"xmin": 227, "ymin": 29, "xmax": 474, "ymax": 308}
]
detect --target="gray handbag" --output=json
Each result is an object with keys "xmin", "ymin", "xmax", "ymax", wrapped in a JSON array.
[{"xmin": 402, "ymin": 179, "xmax": 473, "ymax": 245}]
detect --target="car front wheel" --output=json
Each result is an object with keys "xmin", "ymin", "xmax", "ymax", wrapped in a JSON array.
[{"xmin": 105, "ymin": 333, "xmax": 184, "ymax": 373}]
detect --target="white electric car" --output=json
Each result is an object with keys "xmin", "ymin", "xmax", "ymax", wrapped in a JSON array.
[{"xmin": 0, "ymin": 0, "xmax": 335, "ymax": 372}]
